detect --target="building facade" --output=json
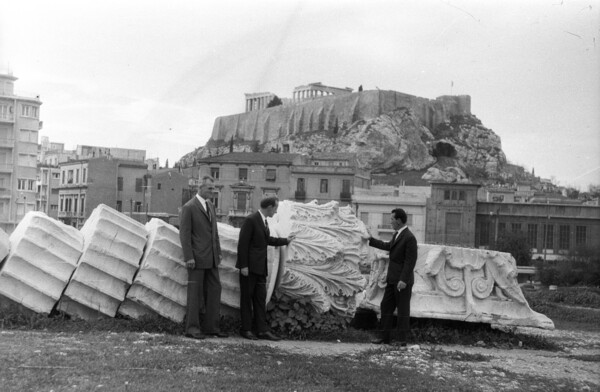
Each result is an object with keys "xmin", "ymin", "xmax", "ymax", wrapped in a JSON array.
[
  {"xmin": 37, "ymin": 165, "xmax": 60, "ymax": 219},
  {"xmin": 57, "ymin": 157, "xmax": 148, "ymax": 228},
  {"xmin": 353, "ymin": 185, "xmax": 430, "ymax": 243},
  {"xmin": 425, "ymin": 182, "xmax": 481, "ymax": 247},
  {"xmin": 0, "ymin": 73, "xmax": 43, "ymax": 233}
]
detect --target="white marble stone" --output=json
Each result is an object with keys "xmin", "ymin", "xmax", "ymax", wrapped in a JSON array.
[
  {"xmin": 58, "ymin": 204, "xmax": 147, "ymax": 319},
  {"xmin": 119, "ymin": 219, "xmax": 187, "ymax": 322},
  {"xmin": 271, "ymin": 200, "xmax": 368, "ymax": 315},
  {"xmin": 0, "ymin": 212, "xmax": 84, "ymax": 314},
  {"xmin": 362, "ymin": 243, "xmax": 554, "ymax": 329}
]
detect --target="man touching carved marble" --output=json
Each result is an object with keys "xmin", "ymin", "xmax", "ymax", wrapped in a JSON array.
[
  {"xmin": 367, "ymin": 208, "xmax": 418, "ymax": 345},
  {"xmin": 236, "ymin": 197, "xmax": 295, "ymax": 341}
]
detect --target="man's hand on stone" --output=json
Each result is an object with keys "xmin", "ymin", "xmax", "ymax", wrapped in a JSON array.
[
  {"xmin": 287, "ymin": 234, "xmax": 296, "ymax": 243},
  {"xmin": 186, "ymin": 259, "xmax": 195, "ymax": 269},
  {"xmin": 240, "ymin": 267, "xmax": 249, "ymax": 277},
  {"xmin": 397, "ymin": 281, "xmax": 407, "ymax": 291}
]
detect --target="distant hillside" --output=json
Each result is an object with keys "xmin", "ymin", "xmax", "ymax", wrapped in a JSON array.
[{"xmin": 179, "ymin": 89, "xmax": 527, "ymax": 185}]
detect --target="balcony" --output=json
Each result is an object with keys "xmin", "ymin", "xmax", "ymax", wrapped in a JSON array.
[
  {"xmin": 0, "ymin": 138, "xmax": 14, "ymax": 148},
  {"xmin": 0, "ymin": 189, "xmax": 11, "ymax": 198},
  {"xmin": 0, "ymin": 164, "xmax": 13, "ymax": 173},
  {"xmin": 295, "ymin": 190, "xmax": 306, "ymax": 200},
  {"xmin": 0, "ymin": 113, "xmax": 14, "ymax": 122},
  {"xmin": 228, "ymin": 209, "xmax": 253, "ymax": 217},
  {"xmin": 340, "ymin": 191, "xmax": 352, "ymax": 202},
  {"xmin": 58, "ymin": 211, "xmax": 85, "ymax": 218}
]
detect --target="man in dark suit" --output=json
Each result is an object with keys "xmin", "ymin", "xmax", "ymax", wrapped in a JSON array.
[
  {"xmin": 179, "ymin": 176, "xmax": 227, "ymax": 339},
  {"xmin": 368, "ymin": 208, "xmax": 418, "ymax": 346},
  {"xmin": 236, "ymin": 197, "xmax": 295, "ymax": 341}
]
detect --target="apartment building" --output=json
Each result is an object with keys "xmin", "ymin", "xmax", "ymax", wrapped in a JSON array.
[{"xmin": 0, "ymin": 73, "xmax": 43, "ymax": 233}]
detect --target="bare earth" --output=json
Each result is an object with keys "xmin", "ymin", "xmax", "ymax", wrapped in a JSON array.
[{"xmin": 212, "ymin": 326, "xmax": 600, "ymax": 391}]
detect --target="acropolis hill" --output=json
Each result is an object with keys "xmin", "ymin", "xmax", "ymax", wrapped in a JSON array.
[
  {"xmin": 210, "ymin": 88, "xmax": 471, "ymax": 144},
  {"xmin": 182, "ymin": 83, "xmax": 508, "ymax": 183}
]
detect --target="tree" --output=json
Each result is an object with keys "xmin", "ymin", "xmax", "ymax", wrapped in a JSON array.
[
  {"xmin": 267, "ymin": 95, "xmax": 283, "ymax": 108},
  {"xmin": 492, "ymin": 231, "xmax": 532, "ymax": 266}
]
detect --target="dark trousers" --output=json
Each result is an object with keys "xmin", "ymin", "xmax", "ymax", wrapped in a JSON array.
[
  {"xmin": 379, "ymin": 282, "xmax": 413, "ymax": 342},
  {"xmin": 186, "ymin": 267, "xmax": 222, "ymax": 334},
  {"xmin": 239, "ymin": 272, "xmax": 268, "ymax": 333}
]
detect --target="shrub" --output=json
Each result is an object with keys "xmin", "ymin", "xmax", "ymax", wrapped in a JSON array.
[{"xmin": 266, "ymin": 292, "xmax": 352, "ymax": 339}]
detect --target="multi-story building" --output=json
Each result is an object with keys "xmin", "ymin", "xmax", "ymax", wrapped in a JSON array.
[
  {"xmin": 57, "ymin": 157, "xmax": 148, "ymax": 228},
  {"xmin": 290, "ymin": 152, "xmax": 370, "ymax": 206},
  {"xmin": 352, "ymin": 185, "xmax": 430, "ymax": 243},
  {"xmin": 0, "ymin": 72, "xmax": 43, "ymax": 233},
  {"xmin": 475, "ymin": 202, "xmax": 600, "ymax": 261},
  {"xmin": 425, "ymin": 182, "xmax": 481, "ymax": 247},
  {"xmin": 143, "ymin": 168, "xmax": 189, "ymax": 226},
  {"xmin": 187, "ymin": 152, "xmax": 370, "ymax": 227},
  {"xmin": 37, "ymin": 164, "xmax": 60, "ymax": 219}
]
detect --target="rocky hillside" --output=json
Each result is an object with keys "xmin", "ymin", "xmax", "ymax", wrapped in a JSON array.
[{"xmin": 179, "ymin": 108, "xmax": 508, "ymax": 184}]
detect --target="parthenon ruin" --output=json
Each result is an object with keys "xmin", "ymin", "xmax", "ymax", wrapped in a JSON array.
[{"xmin": 244, "ymin": 82, "xmax": 353, "ymax": 112}]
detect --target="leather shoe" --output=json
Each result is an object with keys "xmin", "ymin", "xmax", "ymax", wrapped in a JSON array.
[
  {"xmin": 371, "ymin": 338, "xmax": 390, "ymax": 345},
  {"xmin": 207, "ymin": 331, "xmax": 229, "ymax": 338},
  {"xmin": 240, "ymin": 330, "xmax": 258, "ymax": 340},
  {"xmin": 257, "ymin": 331, "xmax": 281, "ymax": 341},
  {"xmin": 185, "ymin": 331, "xmax": 206, "ymax": 340}
]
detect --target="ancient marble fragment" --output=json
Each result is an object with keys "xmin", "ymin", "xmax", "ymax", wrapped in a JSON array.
[
  {"xmin": 362, "ymin": 244, "xmax": 554, "ymax": 329},
  {"xmin": 272, "ymin": 200, "xmax": 368, "ymax": 315},
  {"xmin": 0, "ymin": 212, "xmax": 84, "ymax": 314},
  {"xmin": 118, "ymin": 218, "xmax": 187, "ymax": 322},
  {"xmin": 57, "ymin": 204, "xmax": 147, "ymax": 320}
]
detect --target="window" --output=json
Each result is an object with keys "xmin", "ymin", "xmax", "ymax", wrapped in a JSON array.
[
  {"xmin": 50, "ymin": 204, "xmax": 58, "ymax": 211},
  {"xmin": 381, "ymin": 213, "xmax": 392, "ymax": 229},
  {"xmin": 342, "ymin": 179, "xmax": 351, "ymax": 193},
  {"xmin": 27, "ymin": 179, "xmax": 35, "ymax": 191},
  {"xmin": 53, "ymin": 172, "xmax": 60, "ymax": 179},
  {"xmin": 459, "ymin": 190, "xmax": 466, "ymax": 201},
  {"xmin": 320, "ymin": 179, "xmax": 328, "ymax": 193},
  {"xmin": 266, "ymin": 168, "xmax": 276, "ymax": 182},
  {"xmin": 210, "ymin": 167, "xmax": 220, "ymax": 180},
  {"xmin": 17, "ymin": 179, "xmax": 26, "ymax": 190},
  {"xmin": 480, "ymin": 221, "xmax": 490, "ymax": 246},
  {"xmin": 511, "ymin": 223, "xmax": 521, "ymax": 233},
  {"xmin": 559, "ymin": 225, "xmax": 570, "ymax": 250},
  {"xmin": 135, "ymin": 178, "xmax": 143, "ymax": 192},
  {"xmin": 239, "ymin": 168, "xmax": 248, "ymax": 181},
  {"xmin": 543, "ymin": 224, "xmax": 554, "ymax": 249},
  {"xmin": 73, "ymin": 198, "xmax": 78, "ymax": 214},
  {"xmin": 444, "ymin": 190, "xmax": 450, "ymax": 200},
  {"xmin": 135, "ymin": 201, "xmax": 142, "ymax": 212},
  {"xmin": 80, "ymin": 195, "xmax": 85, "ymax": 214},
  {"xmin": 527, "ymin": 224, "xmax": 537, "ymax": 249},
  {"xmin": 61, "ymin": 171, "xmax": 65, "ymax": 184},
  {"xmin": 360, "ymin": 212, "xmax": 368, "ymax": 224},
  {"xmin": 60, "ymin": 196, "xmax": 64, "ymax": 212},
  {"xmin": 498, "ymin": 222, "xmax": 506, "ymax": 234},
  {"xmin": 117, "ymin": 177, "xmax": 123, "ymax": 191},
  {"xmin": 297, "ymin": 178, "xmax": 305, "ymax": 192},
  {"xmin": 283, "ymin": 144, "xmax": 290, "ymax": 153},
  {"xmin": 67, "ymin": 170, "xmax": 74, "ymax": 184},
  {"xmin": 451, "ymin": 190, "xmax": 458, "ymax": 200},
  {"xmin": 82, "ymin": 168, "xmax": 86, "ymax": 183},
  {"xmin": 21, "ymin": 104, "xmax": 38, "ymax": 118},
  {"xmin": 157, "ymin": 183, "xmax": 162, "ymax": 190},
  {"xmin": 235, "ymin": 192, "xmax": 247, "ymax": 210},
  {"xmin": 576, "ymin": 226, "xmax": 587, "ymax": 245},
  {"xmin": 116, "ymin": 200, "xmax": 122, "ymax": 212},
  {"xmin": 75, "ymin": 169, "xmax": 80, "ymax": 184}
]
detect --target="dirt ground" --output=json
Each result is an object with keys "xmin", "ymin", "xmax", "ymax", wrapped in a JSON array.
[{"xmin": 208, "ymin": 326, "xmax": 600, "ymax": 390}]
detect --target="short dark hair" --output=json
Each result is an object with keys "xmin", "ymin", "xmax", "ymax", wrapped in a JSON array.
[
  {"xmin": 392, "ymin": 208, "xmax": 407, "ymax": 224},
  {"xmin": 198, "ymin": 176, "xmax": 215, "ymax": 190},
  {"xmin": 260, "ymin": 196, "xmax": 279, "ymax": 209}
]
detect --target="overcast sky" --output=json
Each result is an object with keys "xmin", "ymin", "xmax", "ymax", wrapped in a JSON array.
[{"xmin": 2, "ymin": 0, "xmax": 598, "ymax": 189}]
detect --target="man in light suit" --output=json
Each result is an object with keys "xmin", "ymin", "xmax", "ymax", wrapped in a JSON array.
[
  {"xmin": 236, "ymin": 197, "xmax": 295, "ymax": 341},
  {"xmin": 368, "ymin": 208, "xmax": 418, "ymax": 346},
  {"xmin": 179, "ymin": 176, "xmax": 227, "ymax": 339}
]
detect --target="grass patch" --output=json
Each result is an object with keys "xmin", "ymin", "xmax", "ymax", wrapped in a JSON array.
[
  {"xmin": 565, "ymin": 354, "xmax": 600, "ymax": 363},
  {"xmin": 523, "ymin": 286, "xmax": 600, "ymax": 309}
]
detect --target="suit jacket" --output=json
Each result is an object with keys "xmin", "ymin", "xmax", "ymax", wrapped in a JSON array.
[
  {"xmin": 179, "ymin": 196, "xmax": 221, "ymax": 269},
  {"xmin": 236, "ymin": 211, "xmax": 288, "ymax": 276},
  {"xmin": 369, "ymin": 228, "xmax": 418, "ymax": 285}
]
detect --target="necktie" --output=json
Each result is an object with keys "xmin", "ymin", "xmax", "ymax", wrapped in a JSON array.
[
  {"xmin": 205, "ymin": 202, "xmax": 211, "ymax": 222},
  {"xmin": 392, "ymin": 232, "xmax": 397, "ymax": 243},
  {"xmin": 264, "ymin": 219, "xmax": 270, "ymax": 236}
]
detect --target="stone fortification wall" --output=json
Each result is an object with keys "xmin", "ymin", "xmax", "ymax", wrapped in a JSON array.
[{"xmin": 210, "ymin": 90, "xmax": 471, "ymax": 144}]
